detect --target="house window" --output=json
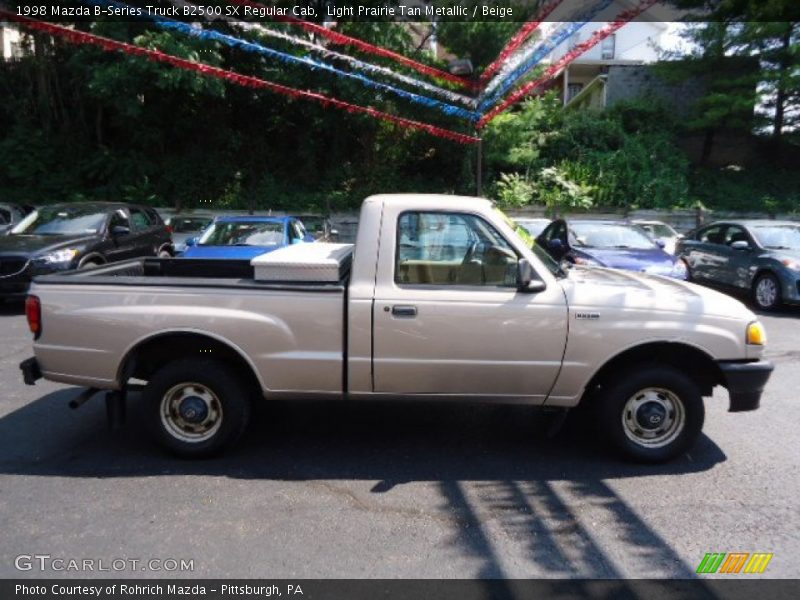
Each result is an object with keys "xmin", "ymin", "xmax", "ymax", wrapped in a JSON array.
[
  {"xmin": 567, "ymin": 83, "xmax": 584, "ymax": 101},
  {"xmin": 601, "ymin": 34, "xmax": 616, "ymax": 60}
]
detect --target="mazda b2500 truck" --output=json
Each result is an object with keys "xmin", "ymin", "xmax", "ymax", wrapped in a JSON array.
[{"xmin": 20, "ymin": 195, "xmax": 774, "ymax": 462}]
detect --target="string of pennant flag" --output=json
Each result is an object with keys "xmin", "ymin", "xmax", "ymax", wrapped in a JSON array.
[{"xmin": 0, "ymin": 0, "xmax": 661, "ymax": 144}]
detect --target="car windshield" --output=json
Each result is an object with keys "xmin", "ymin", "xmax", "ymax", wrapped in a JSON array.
[
  {"xmin": 638, "ymin": 223, "xmax": 676, "ymax": 238},
  {"xmin": 11, "ymin": 205, "xmax": 107, "ymax": 235},
  {"xmin": 751, "ymin": 225, "xmax": 800, "ymax": 250},
  {"xmin": 199, "ymin": 221, "xmax": 285, "ymax": 246},
  {"xmin": 493, "ymin": 208, "xmax": 564, "ymax": 278},
  {"xmin": 516, "ymin": 219, "xmax": 550, "ymax": 237},
  {"xmin": 171, "ymin": 217, "xmax": 212, "ymax": 233},
  {"xmin": 300, "ymin": 217, "xmax": 324, "ymax": 233},
  {"xmin": 571, "ymin": 223, "xmax": 657, "ymax": 250}
]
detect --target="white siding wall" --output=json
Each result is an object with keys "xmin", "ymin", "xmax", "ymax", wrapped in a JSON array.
[
  {"xmin": 542, "ymin": 21, "xmax": 667, "ymax": 64},
  {"xmin": 1, "ymin": 25, "xmax": 23, "ymax": 59}
]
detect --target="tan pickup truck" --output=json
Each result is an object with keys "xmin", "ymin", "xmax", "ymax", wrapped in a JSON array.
[{"xmin": 20, "ymin": 195, "xmax": 773, "ymax": 462}]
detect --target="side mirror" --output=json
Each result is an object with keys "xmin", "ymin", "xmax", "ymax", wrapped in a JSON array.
[
  {"xmin": 677, "ymin": 233, "xmax": 685, "ymax": 240},
  {"xmin": 517, "ymin": 259, "xmax": 547, "ymax": 293},
  {"xmin": 655, "ymin": 239, "xmax": 666, "ymax": 249},
  {"xmin": 185, "ymin": 237, "xmax": 198, "ymax": 247},
  {"xmin": 547, "ymin": 238, "xmax": 564, "ymax": 252},
  {"xmin": 731, "ymin": 240, "xmax": 750, "ymax": 251},
  {"xmin": 111, "ymin": 225, "xmax": 130, "ymax": 237}
]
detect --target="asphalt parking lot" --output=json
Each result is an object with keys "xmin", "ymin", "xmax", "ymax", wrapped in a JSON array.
[{"xmin": 0, "ymin": 297, "xmax": 798, "ymax": 580}]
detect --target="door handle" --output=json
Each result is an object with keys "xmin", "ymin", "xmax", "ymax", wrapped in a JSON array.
[{"xmin": 391, "ymin": 305, "xmax": 417, "ymax": 317}]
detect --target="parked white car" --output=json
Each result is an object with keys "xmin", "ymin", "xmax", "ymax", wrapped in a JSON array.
[{"xmin": 633, "ymin": 220, "xmax": 683, "ymax": 254}]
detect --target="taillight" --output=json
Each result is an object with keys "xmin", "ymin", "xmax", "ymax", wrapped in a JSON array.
[
  {"xmin": 25, "ymin": 295, "xmax": 41, "ymax": 339},
  {"xmin": 165, "ymin": 225, "xmax": 174, "ymax": 234}
]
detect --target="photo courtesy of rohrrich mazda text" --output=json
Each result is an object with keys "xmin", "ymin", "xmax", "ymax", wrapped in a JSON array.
[{"xmin": 0, "ymin": 0, "xmax": 798, "ymax": 598}]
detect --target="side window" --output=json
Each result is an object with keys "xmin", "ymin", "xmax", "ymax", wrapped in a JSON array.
[
  {"xmin": 109, "ymin": 209, "xmax": 130, "ymax": 232},
  {"xmin": 129, "ymin": 208, "xmax": 151, "ymax": 232},
  {"xmin": 0, "ymin": 208, "xmax": 9, "ymax": 224},
  {"xmin": 395, "ymin": 211, "xmax": 518, "ymax": 287},
  {"xmin": 699, "ymin": 225, "xmax": 725, "ymax": 245},
  {"xmin": 145, "ymin": 208, "xmax": 162, "ymax": 225},
  {"xmin": 724, "ymin": 225, "xmax": 749, "ymax": 246}
]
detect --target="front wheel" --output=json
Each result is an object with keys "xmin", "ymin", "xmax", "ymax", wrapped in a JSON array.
[
  {"xmin": 753, "ymin": 272, "xmax": 781, "ymax": 311},
  {"xmin": 143, "ymin": 359, "xmax": 251, "ymax": 458},
  {"xmin": 597, "ymin": 366, "xmax": 704, "ymax": 463}
]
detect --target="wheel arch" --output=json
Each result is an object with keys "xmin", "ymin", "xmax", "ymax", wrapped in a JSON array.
[
  {"xmin": 78, "ymin": 252, "xmax": 106, "ymax": 267},
  {"xmin": 117, "ymin": 329, "xmax": 265, "ymax": 394},
  {"xmin": 581, "ymin": 341, "xmax": 724, "ymax": 403}
]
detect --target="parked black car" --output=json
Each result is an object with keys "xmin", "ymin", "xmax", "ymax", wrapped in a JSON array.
[
  {"xmin": 297, "ymin": 215, "xmax": 339, "ymax": 242},
  {"xmin": 0, "ymin": 202, "xmax": 172, "ymax": 299}
]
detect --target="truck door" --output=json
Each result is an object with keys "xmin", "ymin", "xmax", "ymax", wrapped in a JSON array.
[{"xmin": 371, "ymin": 209, "xmax": 568, "ymax": 402}]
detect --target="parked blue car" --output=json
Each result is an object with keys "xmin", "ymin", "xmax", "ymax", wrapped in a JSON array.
[
  {"xmin": 536, "ymin": 219, "xmax": 688, "ymax": 280},
  {"xmin": 181, "ymin": 216, "xmax": 314, "ymax": 260},
  {"xmin": 676, "ymin": 220, "xmax": 800, "ymax": 310}
]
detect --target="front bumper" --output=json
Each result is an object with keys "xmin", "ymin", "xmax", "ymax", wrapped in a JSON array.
[
  {"xmin": 718, "ymin": 359, "xmax": 774, "ymax": 412},
  {"xmin": 20, "ymin": 357, "xmax": 42, "ymax": 385}
]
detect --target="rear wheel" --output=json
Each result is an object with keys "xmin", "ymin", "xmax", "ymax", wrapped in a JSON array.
[
  {"xmin": 158, "ymin": 249, "xmax": 172, "ymax": 258},
  {"xmin": 753, "ymin": 272, "xmax": 781, "ymax": 311},
  {"xmin": 143, "ymin": 359, "xmax": 251, "ymax": 458},
  {"xmin": 597, "ymin": 366, "xmax": 704, "ymax": 463}
]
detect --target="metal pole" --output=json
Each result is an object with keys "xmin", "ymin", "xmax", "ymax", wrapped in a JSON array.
[{"xmin": 476, "ymin": 136, "xmax": 483, "ymax": 197}]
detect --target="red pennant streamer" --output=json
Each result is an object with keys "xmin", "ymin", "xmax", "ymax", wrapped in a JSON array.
[
  {"xmin": 0, "ymin": 11, "xmax": 479, "ymax": 144},
  {"xmin": 227, "ymin": 0, "xmax": 475, "ymax": 90},
  {"xmin": 478, "ymin": 0, "xmax": 659, "ymax": 128},
  {"xmin": 478, "ymin": 0, "xmax": 564, "ymax": 85}
]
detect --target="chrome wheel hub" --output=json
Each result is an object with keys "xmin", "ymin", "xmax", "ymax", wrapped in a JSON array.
[
  {"xmin": 160, "ymin": 383, "xmax": 222, "ymax": 443},
  {"xmin": 622, "ymin": 387, "xmax": 685, "ymax": 448},
  {"xmin": 756, "ymin": 278, "xmax": 777, "ymax": 308}
]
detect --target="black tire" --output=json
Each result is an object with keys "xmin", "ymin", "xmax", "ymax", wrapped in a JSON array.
[
  {"xmin": 143, "ymin": 359, "xmax": 252, "ymax": 458},
  {"xmin": 597, "ymin": 365, "xmax": 704, "ymax": 463},
  {"xmin": 752, "ymin": 272, "xmax": 782, "ymax": 311}
]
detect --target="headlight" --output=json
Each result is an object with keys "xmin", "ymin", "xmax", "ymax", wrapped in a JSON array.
[
  {"xmin": 671, "ymin": 259, "xmax": 688, "ymax": 279},
  {"xmin": 781, "ymin": 258, "xmax": 800, "ymax": 271},
  {"xmin": 746, "ymin": 321, "xmax": 766, "ymax": 345},
  {"xmin": 573, "ymin": 256, "xmax": 602, "ymax": 267},
  {"xmin": 35, "ymin": 248, "xmax": 79, "ymax": 264}
]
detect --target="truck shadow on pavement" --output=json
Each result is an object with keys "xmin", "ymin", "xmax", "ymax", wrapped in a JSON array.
[{"xmin": 0, "ymin": 387, "xmax": 725, "ymax": 581}]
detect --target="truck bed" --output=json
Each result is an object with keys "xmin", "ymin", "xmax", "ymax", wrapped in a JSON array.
[{"xmin": 29, "ymin": 257, "xmax": 348, "ymax": 395}]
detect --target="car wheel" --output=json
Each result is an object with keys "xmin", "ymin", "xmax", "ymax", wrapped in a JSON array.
[
  {"xmin": 598, "ymin": 366, "xmax": 704, "ymax": 463},
  {"xmin": 143, "ymin": 359, "xmax": 251, "ymax": 458},
  {"xmin": 78, "ymin": 259, "xmax": 102, "ymax": 269},
  {"xmin": 753, "ymin": 272, "xmax": 781, "ymax": 311},
  {"xmin": 158, "ymin": 249, "xmax": 172, "ymax": 258}
]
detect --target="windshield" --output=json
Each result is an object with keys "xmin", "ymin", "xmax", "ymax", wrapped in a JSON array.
[
  {"xmin": 751, "ymin": 225, "xmax": 800, "ymax": 250},
  {"xmin": 493, "ymin": 208, "xmax": 564, "ymax": 277},
  {"xmin": 199, "ymin": 221, "xmax": 285, "ymax": 247},
  {"xmin": 571, "ymin": 223, "xmax": 657, "ymax": 250},
  {"xmin": 171, "ymin": 217, "xmax": 212, "ymax": 233},
  {"xmin": 516, "ymin": 219, "xmax": 550, "ymax": 237},
  {"xmin": 11, "ymin": 205, "xmax": 108, "ymax": 236},
  {"xmin": 637, "ymin": 223, "xmax": 676, "ymax": 238},
  {"xmin": 300, "ymin": 217, "xmax": 324, "ymax": 233}
]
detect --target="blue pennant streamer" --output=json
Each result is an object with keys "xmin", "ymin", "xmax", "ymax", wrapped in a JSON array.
[
  {"xmin": 86, "ymin": 0, "xmax": 481, "ymax": 122},
  {"xmin": 479, "ymin": 0, "xmax": 615, "ymax": 112}
]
